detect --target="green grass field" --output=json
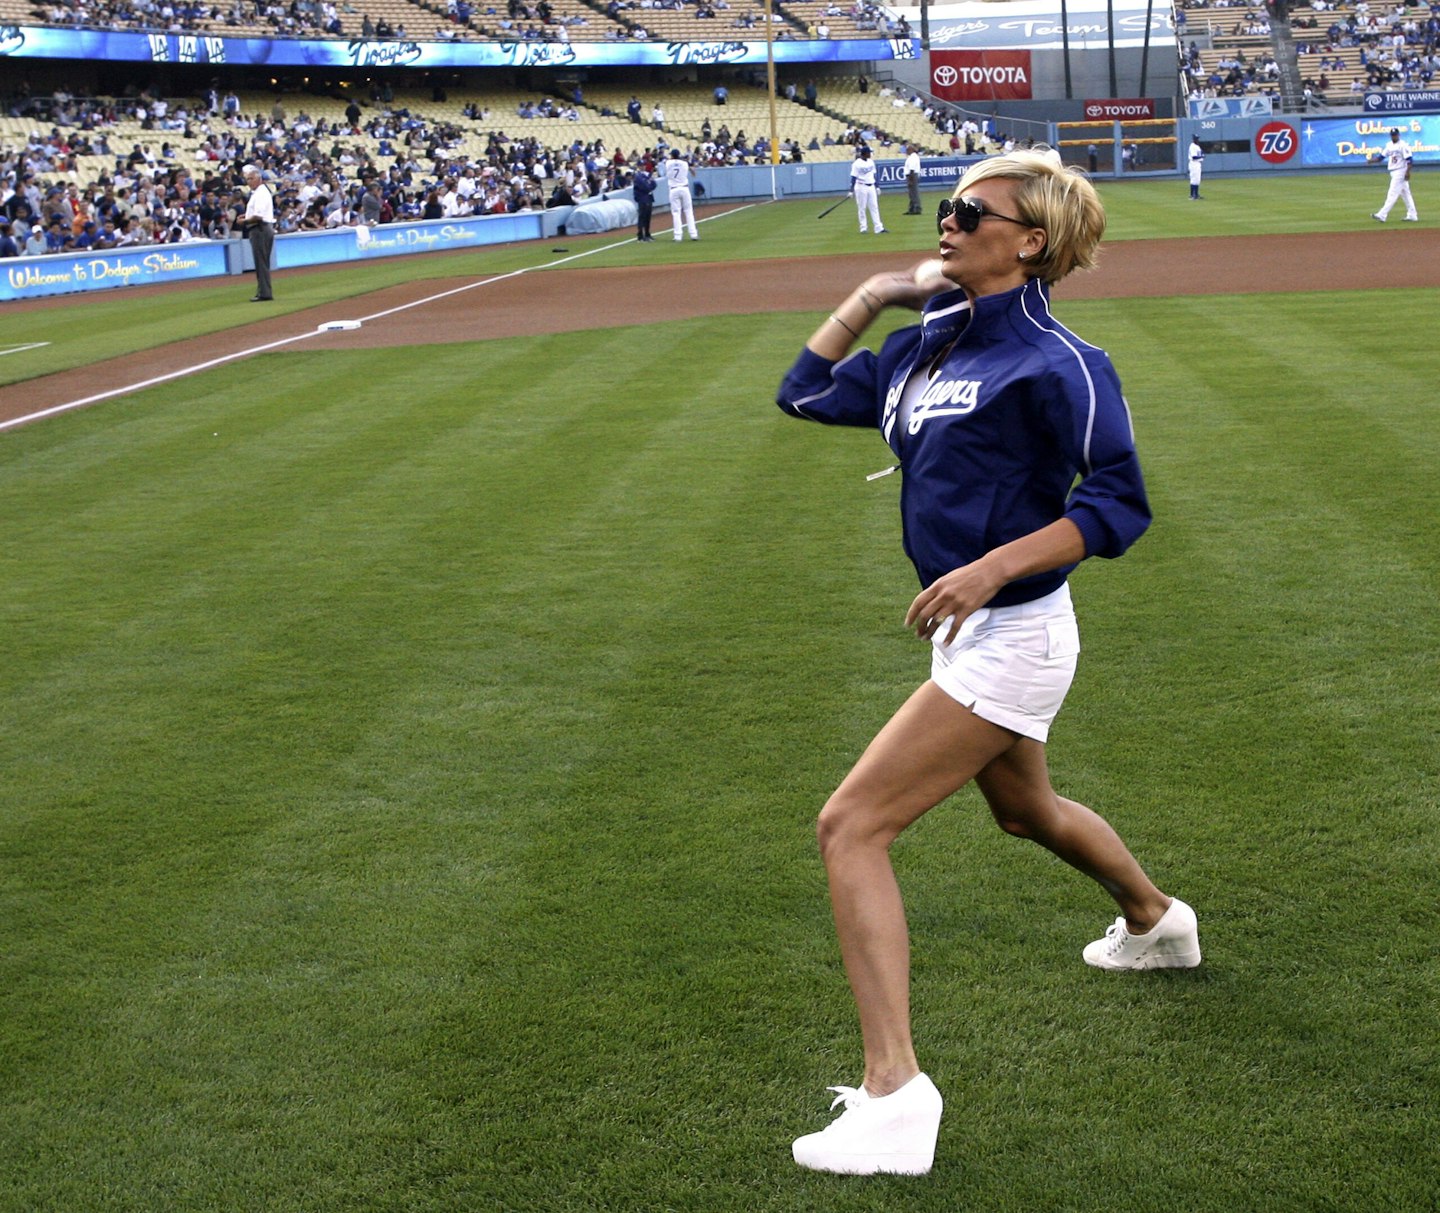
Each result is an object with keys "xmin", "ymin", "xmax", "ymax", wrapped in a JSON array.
[{"xmin": 2, "ymin": 174, "xmax": 1437, "ymax": 1212}]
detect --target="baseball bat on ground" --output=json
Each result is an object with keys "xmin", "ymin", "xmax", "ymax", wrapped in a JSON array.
[{"xmin": 817, "ymin": 193, "xmax": 852, "ymax": 219}]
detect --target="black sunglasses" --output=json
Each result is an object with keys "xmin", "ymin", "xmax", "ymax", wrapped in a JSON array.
[{"xmin": 937, "ymin": 196, "xmax": 1032, "ymax": 235}]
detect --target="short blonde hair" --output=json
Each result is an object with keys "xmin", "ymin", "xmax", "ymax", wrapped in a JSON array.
[{"xmin": 956, "ymin": 151, "xmax": 1106, "ymax": 285}]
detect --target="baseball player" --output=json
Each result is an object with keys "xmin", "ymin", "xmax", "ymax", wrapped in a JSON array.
[
  {"xmin": 849, "ymin": 145, "xmax": 885, "ymax": 234},
  {"xmin": 664, "ymin": 149, "xmax": 699, "ymax": 242},
  {"xmin": 1372, "ymin": 129, "xmax": 1418, "ymax": 222},
  {"xmin": 1187, "ymin": 135, "xmax": 1204, "ymax": 200}
]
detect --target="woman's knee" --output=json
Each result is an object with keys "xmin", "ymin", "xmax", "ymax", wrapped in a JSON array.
[
  {"xmin": 816, "ymin": 791, "xmax": 897, "ymax": 861},
  {"xmin": 989, "ymin": 803, "xmax": 1039, "ymax": 839},
  {"xmin": 984, "ymin": 788, "xmax": 1061, "ymax": 840}
]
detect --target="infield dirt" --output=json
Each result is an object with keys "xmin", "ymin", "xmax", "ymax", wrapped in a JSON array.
[{"xmin": 3, "ymin": 227, "xmax": 1437, "ymax": 428}]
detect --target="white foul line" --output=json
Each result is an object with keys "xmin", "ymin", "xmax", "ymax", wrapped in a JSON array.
[
  {"xmin": 0, "ymin": 204, "xmax": 754, "ymax": 434},
  {"xmin": 0, "ymin": 341, "xmax": 52, "ymax": 357}
]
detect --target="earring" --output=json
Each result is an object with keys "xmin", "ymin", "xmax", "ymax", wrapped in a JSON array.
[{"xmin": 1017, "ymin": 251, "xmax": 1029, "ymax": 260}]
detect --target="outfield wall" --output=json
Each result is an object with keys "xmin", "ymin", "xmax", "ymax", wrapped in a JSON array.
[{"xmin": 1178, "ymin": 113, "xmax": 1440, "ymax": 174}]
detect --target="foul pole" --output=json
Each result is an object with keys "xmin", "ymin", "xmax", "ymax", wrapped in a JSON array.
[{"xmin": 766, "ymin": 0, "xmax": 780, "ymax": 195}]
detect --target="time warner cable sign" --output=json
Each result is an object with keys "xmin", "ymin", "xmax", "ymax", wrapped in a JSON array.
[{"xmin": 1362, "ymin": 89, "xmax": 1440, "ymax": 114}]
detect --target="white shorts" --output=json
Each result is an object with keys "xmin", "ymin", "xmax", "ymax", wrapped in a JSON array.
[{"xmin": 929, "ymin": 583, "xmax": 1079, "ymax": 742}]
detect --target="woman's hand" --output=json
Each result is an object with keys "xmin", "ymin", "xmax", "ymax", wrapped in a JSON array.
[
  {"xmin": 905, "ymin": 560, "xmax": 1005, "ymax": 646},
  {"xmin": 860, "ymin": 268, "xmax": 934, "ymax": 313},
  {"xmin": 906, "ymin": 521, "xmax": 1088, "ymax": 645}
]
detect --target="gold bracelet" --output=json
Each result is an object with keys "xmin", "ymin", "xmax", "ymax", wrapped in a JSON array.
[{"xmin": 829, "ymin": 314, "xmax": 860, "ymax": 338}]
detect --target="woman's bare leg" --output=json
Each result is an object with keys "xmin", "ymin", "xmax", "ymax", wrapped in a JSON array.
[
  {"xmin": 974, "ymin": 737, "xmax": 1171, "ymax": 931},
  {"xmin": 816, "ymin": 682, "xmax": 1018, "ymax": 1096}
]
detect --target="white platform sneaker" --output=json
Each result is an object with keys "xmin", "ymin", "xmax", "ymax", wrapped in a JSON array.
[
  {"xmin": 792, "ymin": 1072, "xmax": 943, "ymax": 1175},
  {"xmin": 1083, "ymin": 897, "xmax": 1202, "ymax": 970}
]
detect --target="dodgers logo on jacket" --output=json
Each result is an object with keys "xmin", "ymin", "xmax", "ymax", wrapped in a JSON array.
[{"xmin": 907, "ymin": 378, "xmax": 982, "ymax": 434}]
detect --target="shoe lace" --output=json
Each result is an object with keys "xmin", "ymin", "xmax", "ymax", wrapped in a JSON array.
[
  {"xmin": 825, "ymin": 1085, "xmax": 868, "ymax": 1113},
  {"xmin": 1101, "ymin": 917, "xmax": 1131, "ymax": 956}
]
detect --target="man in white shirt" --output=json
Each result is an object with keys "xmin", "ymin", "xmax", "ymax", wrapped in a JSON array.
[
  {"xmin": 849, "ymin": 145, "xmax": 885, "ymax": 234},
  {"xmin": 1187, "ymin": 135, "xmax": 1204, "ymax": 200},
  {"xmin": 1372, "ymin": 128, "xmax": 1418, "ymax": 221},
  {"xmin": 663, "ymin": 149, "xmax": 698, "ymax": 241},
  {"xmin": 902, "ymin": 143, "xmax": 922, "ymax": 214},
  {"xmin": 240, "ymin": 163, "xmax": 275, "ymax": 300}
]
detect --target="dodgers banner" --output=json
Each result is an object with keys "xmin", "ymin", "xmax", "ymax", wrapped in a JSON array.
[
  {"xmin": 0, "ymin": 23, "xmax": 915, "ymax": 67},
  {"xmin": 1301, "ymin": 115, "xmax": 1440, "ymax": 167},
  {"xmin": 2, "ymin": 242, "xmax": 228, "ymax": 302},
  {"xmin": 895, "ymin": 0, "xmax": 1171, "ymax": 50},
  {"xmin": 275, "ymin": 214, "xmax": 542, "ymax": 269}
]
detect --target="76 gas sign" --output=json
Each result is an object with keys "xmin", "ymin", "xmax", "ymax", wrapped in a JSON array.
[{"xmin": 1255, "ymin": 122, "xmax": 1298, "ymax": 163}]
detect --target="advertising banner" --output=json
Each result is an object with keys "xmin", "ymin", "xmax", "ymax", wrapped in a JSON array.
[
  {"xmin": 899, "ymin": 0, "xmax": 1172, "ymax": 50},
  {"xmin": 1363, "ymin": 89, "xmax": 1440, "ymax": 115},
  {"xmin": 1300, "ymin": 114, "xmax": 1440, "ymax": 167},
  {"xmin": 1188, "ymin": 95, "xmax": 1274, "ymax": 119},
  {"xmin": 875, "ymin": 156, "xmax": 972, "ymax": 188},
  {"xmin": 1083, "ymin": 98, "xmax": 1156, "ymax": 120},
  {"xmin": 275, "ymin": 214, "xmax": 541, "ymax": 269},
  {"xmin": 2, "ymin": 242, "xmax": 228, "ymax": 302},
  {"xmin": 931, "ymin": 50, "xmax": 1034, "ymax": 101},
  {"xmin": 0, "ymin": 22, "xmax": 915, "ymax": 66},
  {"xmin": 0, "ymin": 214, "xmax": 545, "ymax": 300}
]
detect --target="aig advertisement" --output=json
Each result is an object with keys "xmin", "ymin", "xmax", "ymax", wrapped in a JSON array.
[
  {"xmin": 931, "ymin": 51, "xmax": 1033, "ymax": 100},
  {"xmin": 1301, "ymin": 115, "xmax": 1440, "ymax": 167}
]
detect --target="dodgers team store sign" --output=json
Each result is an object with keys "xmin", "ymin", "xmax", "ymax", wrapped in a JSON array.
[{"xmin": 930, "ymin": 51, "xmax": 1034, "ymax": 100}]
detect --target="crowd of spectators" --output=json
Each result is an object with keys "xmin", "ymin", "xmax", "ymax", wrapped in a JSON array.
[
  {"xmin": 1179, "ymin": 0, "xmax": 1438, "ymax": 104},
  {"xmin": 1, "ymin": 85, "xmax": 761, "ymax": 257},
  {"xmin": 1182, "ymin": 36, "xmax": 1284, "ymax": 97},
  {"xmin": 1293, "ymin": 0, "xmax": 1440, "ymax": 97},
  {"xmin": 33, "ymin": 0, "xmax": 362, "ymax": 37},
  {"xmin": 3, "ymin": 74, "xmax": 994, "ymax": 258},
  {"xmin": 1178, "ymin": 1, "xmax": 1284, "ymax": 99}
]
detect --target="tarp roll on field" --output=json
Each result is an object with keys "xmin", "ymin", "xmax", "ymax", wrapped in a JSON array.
[{"xmin": 566, "ymin": 200, "xmax": 638, "ymax": 233}]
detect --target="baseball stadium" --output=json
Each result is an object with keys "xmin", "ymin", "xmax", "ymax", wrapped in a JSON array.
[{"xmin": 2, "ymin": 0, "xmax": 1438, "ymax": 1207}]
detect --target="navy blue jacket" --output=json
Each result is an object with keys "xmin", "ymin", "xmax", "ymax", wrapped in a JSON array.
[
  {"xmin": 777, "ymin": 278, "xmax": 1150, "ymax": 607},
  {"xmin": 632, "ymin": 170, "xmax": 656, "ymax": 204}
]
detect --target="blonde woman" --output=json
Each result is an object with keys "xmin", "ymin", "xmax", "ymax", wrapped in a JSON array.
[{"xmin": 776, "ymin": 152, "xmax": 1201, "ymax": 1176}]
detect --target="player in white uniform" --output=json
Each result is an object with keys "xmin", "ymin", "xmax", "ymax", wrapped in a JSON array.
[
  {"xmin": 849, "ymin": 146, "xmax": 885, "ymax": 234},
  {"xmin": 664, "ymin": 149, "xmax": 699, "ymax": 241},
  {"xmin": 1187, "ymin": 135, "xmax": 1204, "ymax": 200},
  {"xmin": 1372, "ymin": 128, "xmax": 1418, "ymax": 222}
]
